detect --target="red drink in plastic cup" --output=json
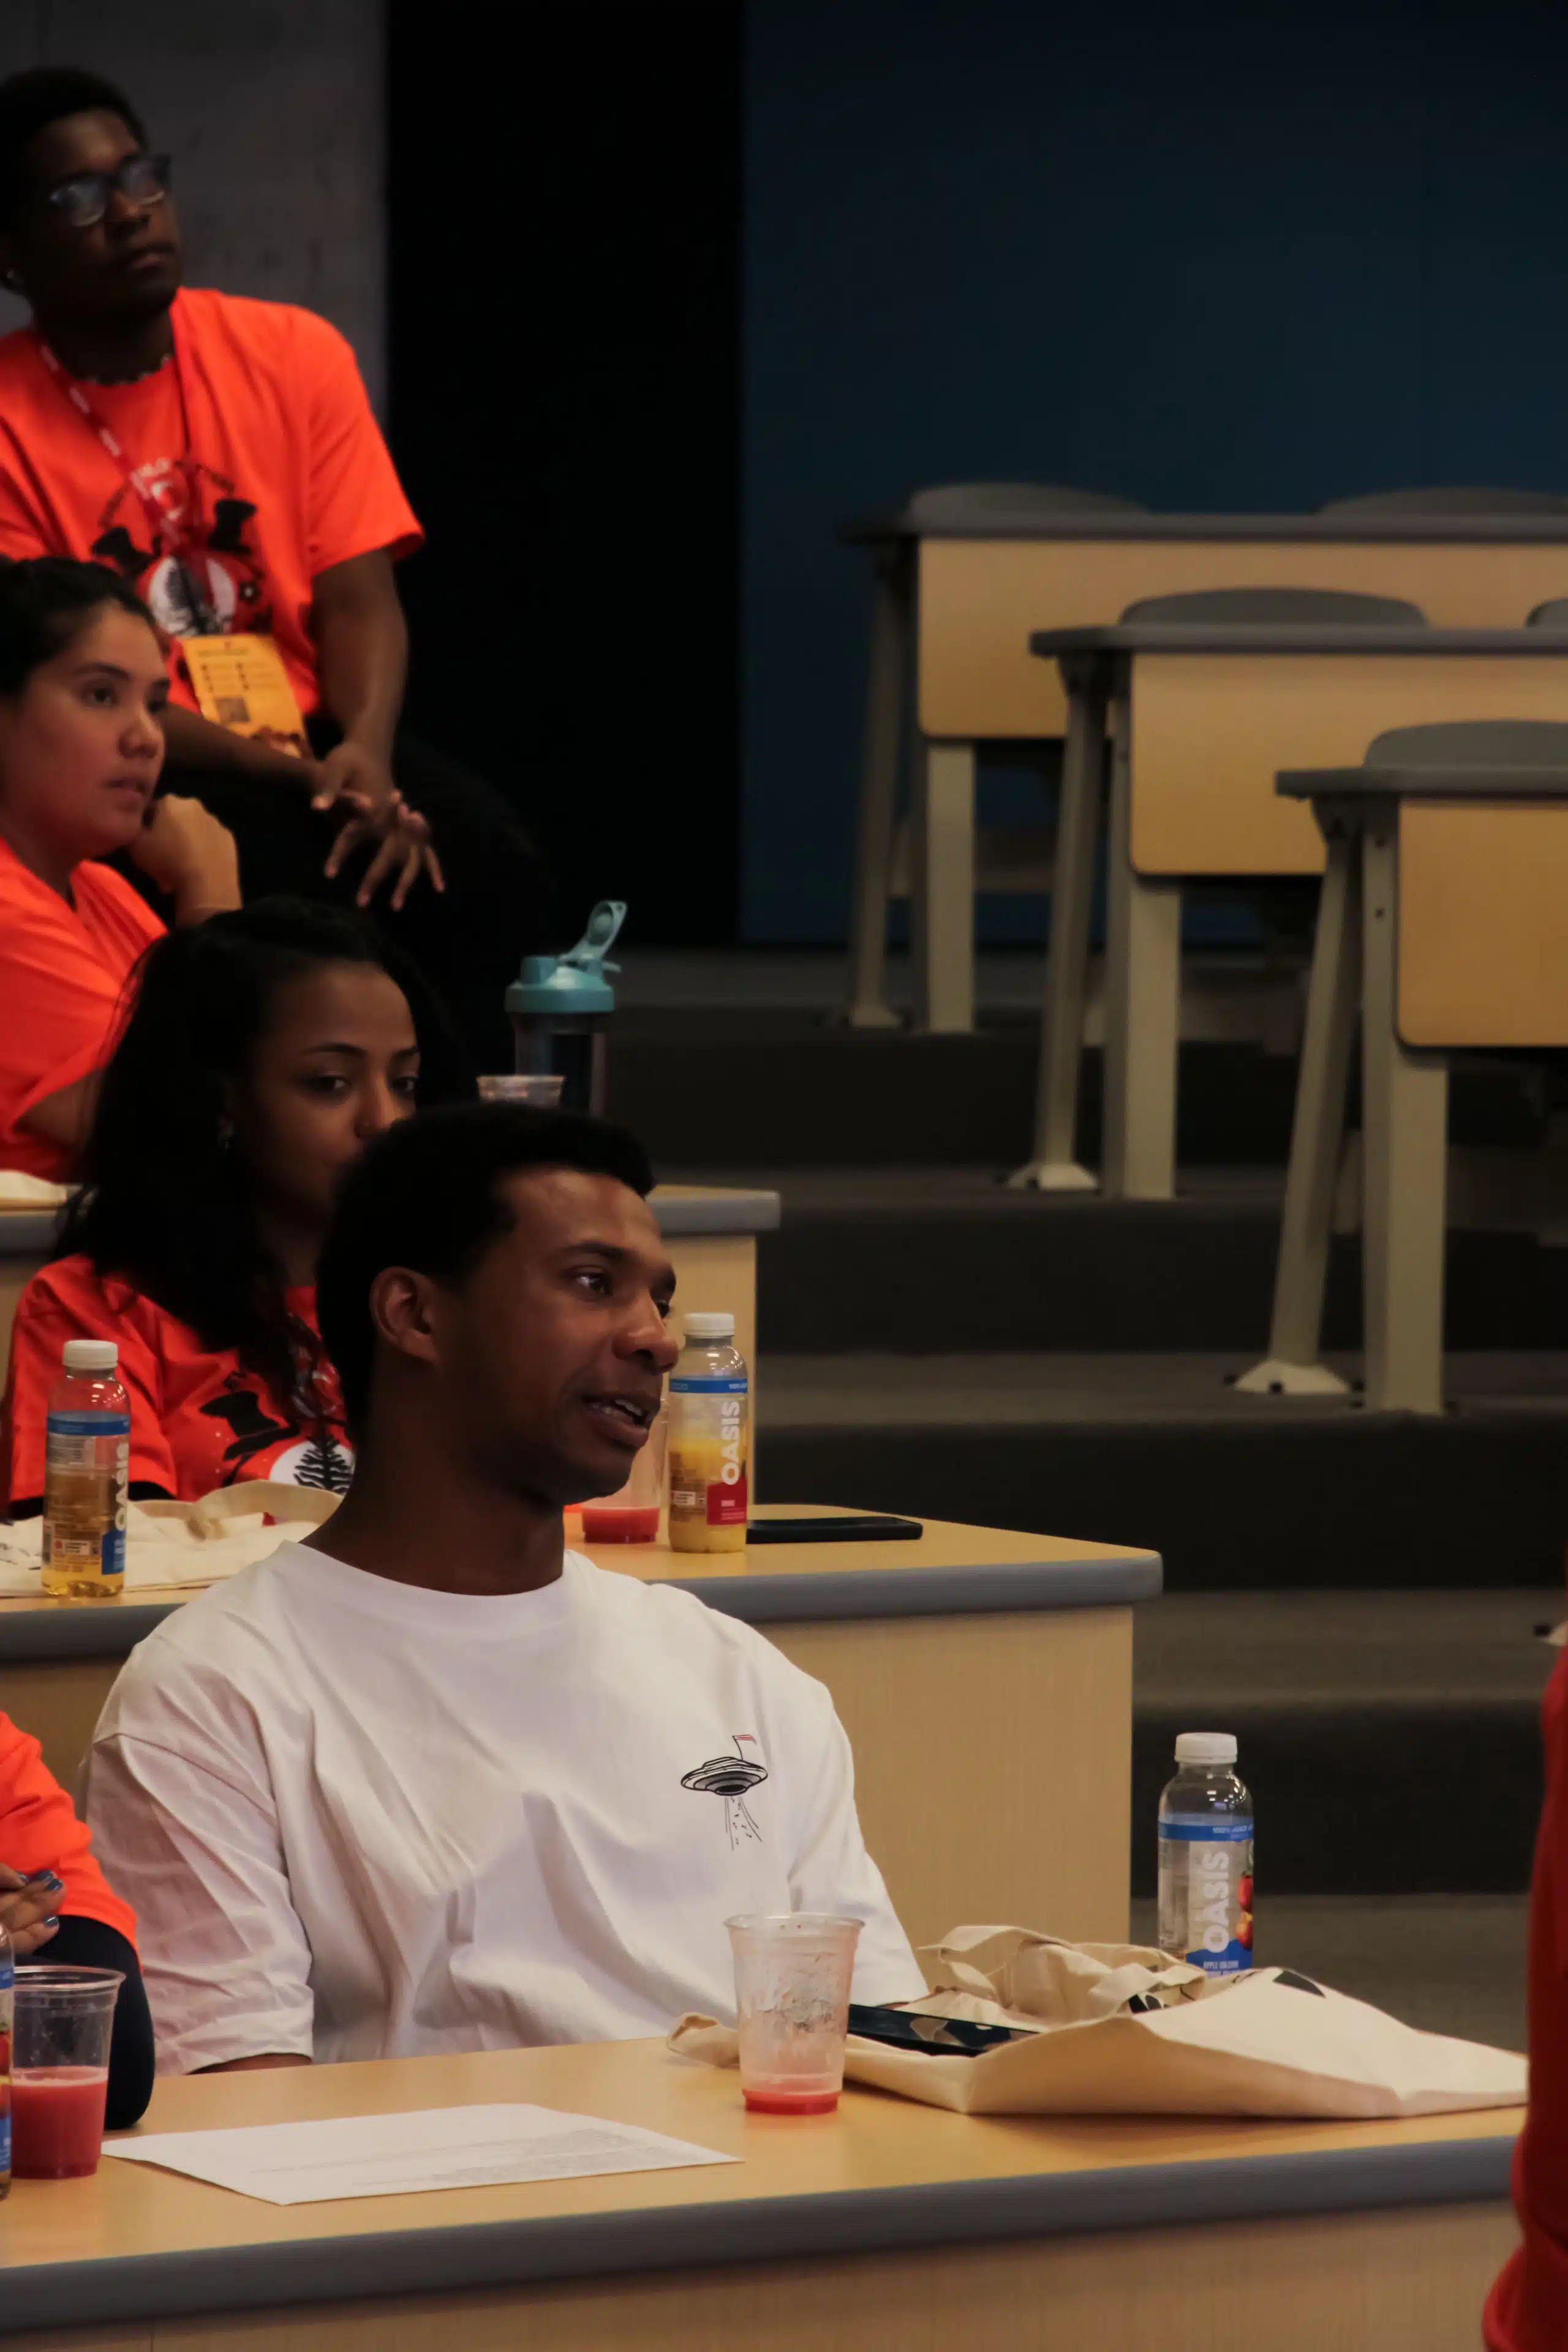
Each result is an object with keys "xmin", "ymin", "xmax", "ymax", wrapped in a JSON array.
[
  {"xmin": 12, "ymin": 2068, "xmax": 110, "ymax": 2178},
  {"xmin": 581, "ymin": 1504, "xmax": 660, "ymax": 1543},
  {"xmin": 737, "ymin": 2073, "xmax": 843, "ymax": 2115},
  {"xmin": 581, "ymin": 1412, "xmax": 666, "ymax": 1546},
  {"xmin": 10, "ymin": 1967, "xmax": 123, "ymax": 2181},
  {"xmin": 726, "ymin": 1914, "xmax": 862, "ymax": 2117}
]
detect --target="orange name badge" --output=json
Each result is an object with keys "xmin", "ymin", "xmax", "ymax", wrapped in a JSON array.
[{"xmin": 183, "ymin": 634, "xmax": 307, "ymax": 750}]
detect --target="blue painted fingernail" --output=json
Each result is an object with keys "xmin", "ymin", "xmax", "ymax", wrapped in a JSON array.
[{"xmin": 42, "ymin": 1915, "xmax": 59, "ymax": 1928}]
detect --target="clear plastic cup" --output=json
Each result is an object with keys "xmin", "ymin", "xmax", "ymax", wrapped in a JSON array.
[
  {"xmin": 726, "ymin": 1913, "xmax": 862, "ymax": 2114},
  {"xmin": 478, "ymin": 1073, "xmax": 565, "ymax": 1108},
  {"xmin": 11, "ymin": 1966, "xmax": 123, "ymax": 2179},
  {"xmin": 581, "ymin": 1412, "xmax": 667, "ymax": 1545}
]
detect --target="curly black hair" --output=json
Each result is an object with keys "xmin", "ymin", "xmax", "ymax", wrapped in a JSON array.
[{"xmin": 57, "ymin": 899, "xmax": 474, "ymax": 1417}]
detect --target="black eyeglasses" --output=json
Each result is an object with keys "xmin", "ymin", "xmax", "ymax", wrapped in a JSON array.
[{"xmin": 46, "ymin": 153, "xmax": 172, "ymax": 232}]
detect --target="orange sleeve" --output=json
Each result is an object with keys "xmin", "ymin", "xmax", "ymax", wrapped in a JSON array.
[
  {"xmin": 1, "ymin": 1262, "xmax": 178, "ymax": 1512},
  {"xmin": 0, "ymin": 882, "xmax": 141, "ymax": 1147},
  {"xmin": 0, "ymin": 416, "xmax": 62, "ymax": 562},
  {"xmin": 296, "ymin": 309, "xmax": 422, "ymax": 577},
  {"xmin": 0, "ymin": 1712, "xmax": 137, "ymax": 1947}
]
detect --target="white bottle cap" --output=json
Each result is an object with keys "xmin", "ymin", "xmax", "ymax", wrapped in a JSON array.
[
  {"xmin": 1175, "ymin": 1732, "xmax": 1237, "ymax": 1766},
  {"xmin": 62, "ymin": 1339, "xmax": 118, "ymax": 1373},
  {"xmin": 682, "ymin": 1312, "xmax": 734, "ymax": 1340}
]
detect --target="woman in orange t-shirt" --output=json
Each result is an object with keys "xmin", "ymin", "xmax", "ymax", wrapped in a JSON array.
[
  {"xmin": 1, "ymin": 899, "xmax": 471, "ymax": 1509},
  {"xmin": 1, "ymin": 1709, "xmax": 154, "ymax": 2126},
  {"xmin": 0, "ymin": 554, "xmax": 240, "ymax": 1177}
]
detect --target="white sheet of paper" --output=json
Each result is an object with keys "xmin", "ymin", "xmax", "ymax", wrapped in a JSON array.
[{"xmin": 105, "ymin": 2101, "xmax": 737, "ymax": 2206}]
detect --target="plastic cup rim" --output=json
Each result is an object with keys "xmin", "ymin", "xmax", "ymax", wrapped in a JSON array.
[
  {"xmin": 13, "ymin": 1964, "xmax": 125, "ymax": 2004},
  {"xmin": 725, "ymin": 1912, "xmax": 864, "ymax": 1938}
]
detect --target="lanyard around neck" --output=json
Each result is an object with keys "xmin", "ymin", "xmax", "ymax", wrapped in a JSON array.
[{"xmin": 34, "ymin": 311, "xmax": 221, "ymax": 634}]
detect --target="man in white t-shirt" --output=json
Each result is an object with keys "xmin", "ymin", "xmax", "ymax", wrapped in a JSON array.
[{"xmin": 83, "ymin": 1104, "xmax": 923, "ymax": 2074}]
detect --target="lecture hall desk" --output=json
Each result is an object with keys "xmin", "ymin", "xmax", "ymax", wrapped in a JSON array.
[
  {"xmin": 0, "ymin": 2036, "xmax": 1521, "ymax": 2350},
  {"xmin": 843, "ymin": 500, "xmax": 1568, "ymax": 1031},
  {"xmin": 1019, "ymin": 621, "xmax": 1568, "ymax": 1199},
  {"xmin": 0, "ymin": 1506, "xmax": 1160, "ymax": 1954}
]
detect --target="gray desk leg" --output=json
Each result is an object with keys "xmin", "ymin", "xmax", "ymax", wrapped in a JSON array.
[
  {"xmin": 1236, "ymin": 834, "xmax": 1358, "ymax": 1396},
  {"xmin": 1007, "ymin": 669, "xmax": 1107, "ymax": 1191},
  {"xmin": 844, "ymin": 549, "xmax": 912, "ymax": 1030},
  {"xmin": 912, "ymin": 738, "xmax": 976, "ymax": 1033},
  {"xmin": 1102, "ymin": 699, "xmax": 1180, "ymax": 1199},
  {"xmin": 1361, "ymin": 825, "xmax": 1448, "ymax": 1415}
]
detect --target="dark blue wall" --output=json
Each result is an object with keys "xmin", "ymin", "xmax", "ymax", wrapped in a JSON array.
[{"xmin": 742, "ymin": 0, "xmax": 1568, "ymax": 942}]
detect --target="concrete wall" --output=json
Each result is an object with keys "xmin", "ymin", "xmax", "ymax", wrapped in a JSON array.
[{"xmin": 0, "ymin": 0, "xmax": 385, "ymax": 404}]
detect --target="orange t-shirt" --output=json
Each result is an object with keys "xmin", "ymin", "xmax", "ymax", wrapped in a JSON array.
[
  {"xmin": 0, "ymin": 837, "xmax": 164, "ymax": 1179},
  {"xmin": 0, "ymin": 287, "xmax": 421, "ymax": 718},
  {"xmin": 1, "ymin": 1254, "xmax": 353, "ymax": 1510},
  {"xmin": 0, "ymin": 1710, "xmax": 136, "ymax": 1947},
  {"xmin": 1486, "ymin": 1646, "xmax": 1568, "ymax": 2348}
]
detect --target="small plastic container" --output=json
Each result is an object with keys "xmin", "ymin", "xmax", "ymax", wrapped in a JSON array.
[
  {"xmin": 667, "ymin": 1314, "xmax": 749, "ymax": 1554},
  {"xmin": 581, "ymin": 1412, "xmax": 667, "ymax": 1544},
  {"xmin": 42, "ymin": 1340, "xmax": 130, "ymax": 1599},
  {"xmin": 726, "ymin": 1914, "xmax": 862, "ymax": 2114},
  {"xmin": 10, "ymin": 1966, "xmax": 123, "ymax": 2179},
  {"xmin": 1156, "ymin": 1732, "xmax": 1254, "ymax": 1975},
  {"xmin": 477, "ymin": 1073, "xmax": 565, "ymax": 1108}
]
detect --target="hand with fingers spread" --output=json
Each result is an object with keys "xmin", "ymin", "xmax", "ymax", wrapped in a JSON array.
[
  {"xmin": 0, "ymin": 1860, "xmax": 64, "ymax": 1956},
  {"xmin": 313, "ymin": 741, "xmax": 444, "ymax": 909},
  {"xmin": 324, "ymin": 789, "xmax": 445, "ymax": 912}
]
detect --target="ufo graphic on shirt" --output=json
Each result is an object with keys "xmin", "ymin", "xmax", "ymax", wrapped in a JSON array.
[{"xmin": 682, "ymin": 1735, "xmax": 767, "ymax": 1847}]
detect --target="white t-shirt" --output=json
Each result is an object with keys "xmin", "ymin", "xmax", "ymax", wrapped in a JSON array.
[{"xmin": 83, "ymin": 1542, "xmax": 923, "ymax": 2073}]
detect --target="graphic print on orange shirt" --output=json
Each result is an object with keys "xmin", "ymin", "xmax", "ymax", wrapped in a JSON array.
[
  {"xmin": 89, "ymin": 456, "xmax": 275, "ymax": 647},
  {"xmin": 1, "ymin": 1256, "xmax": 352, "ymax": 1509},
  {"xmin": 0, "ymin": 287, "xmax": 422, "ymax": 720}
]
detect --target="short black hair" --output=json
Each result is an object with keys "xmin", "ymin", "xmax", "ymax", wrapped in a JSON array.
[
  {"xmin": 317, "ymin": 1102, "xmax": 656, "ymax": 1436},
  {"xmin": 0, "ymin": 555, "xmax": 156, "ymax": 695},
  {"xmin": 0, "ymin": 68, "xmax": 146, "ymax": 225}
]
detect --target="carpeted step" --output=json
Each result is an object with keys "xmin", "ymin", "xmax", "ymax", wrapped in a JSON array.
[
  {"xmin": 1129, "ymin": 1591, "xmax": 1555, "ymax": 1898},
  {"xmin": 756, "ymin": 1360, "xmax": 1568, "ymax": 1590},
  {"xmin": 750, "ymin": 1177, "xmax": 1568, "ymax": 1354},
  {"xmin": 609, "ymin": 1022, "xmax": 1539, "ymax": 1169}
]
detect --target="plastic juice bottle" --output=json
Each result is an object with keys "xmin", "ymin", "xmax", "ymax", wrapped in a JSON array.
[
  {"xmin": 42, "ymin": 1340, "xmax": 130, "ymax": 1599},
  {"xmin": 667, "ymin": 1313, "xmax": 749, "ymax": 1553},
  {"xmin": 1157, "ymin": 1732, "xmax": 1254, "ymax": 1975}
]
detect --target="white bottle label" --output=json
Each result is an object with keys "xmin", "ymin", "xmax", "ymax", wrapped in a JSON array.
[{"xmin": 1157, "ymin": 1817, "xmax": 1254, "ymax": 1974}]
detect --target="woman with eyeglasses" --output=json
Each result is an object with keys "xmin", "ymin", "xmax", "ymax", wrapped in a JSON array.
[
  {"xmin": 1, "ymin": 898, "xmax": 472, "ymax": 1513},
  {"xmin": 0, "ymin": 62, "xmax": 548, "ymax": 1072},
  {"xmin": 0, "ymin": 554, "xmax": 239, "ymax": 1177}
]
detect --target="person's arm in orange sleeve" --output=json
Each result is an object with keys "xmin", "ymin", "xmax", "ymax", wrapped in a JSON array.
[
  {"xmin": 3, "ymin": 1271, "xmax": 178, "ymax": 1514},
  {"xmin": 300, "ymin": 312, "xmax": 421, "ymax": 797},
  {"xmin": 0, "ymin": 442, "xmax": 58, "ymax": 563},
  {"xmin": 0, "ymin": 1714, "xmax": 155, "ymax": 2125}
]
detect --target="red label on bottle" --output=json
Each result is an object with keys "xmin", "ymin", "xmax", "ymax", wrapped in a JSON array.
[{"xmin": 709, "ymin": 1473, "xmax": 748, "ymax": 1526}]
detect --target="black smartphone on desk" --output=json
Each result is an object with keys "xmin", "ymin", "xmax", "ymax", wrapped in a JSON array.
[
  {"xmin": 847, "ymin": 2004, "xmax": 1028, "ymax": 2056},
  {"xmin": 747, "ymin": 1515, "xmax": 922, "ymax": 1544}
]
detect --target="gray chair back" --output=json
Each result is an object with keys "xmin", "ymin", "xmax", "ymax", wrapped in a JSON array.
[
  {"xmin": 905, "ymin": 481, "xmax": 1146, "ymax": 528},
  {"xmin": 1526, "ymin": 598, "xmax": 1568, "ymax": 628},
  {"xmin": 1321, "ymin": 486, "xmax": 1568, "ymax": 518},
  {"xmin": 1366, "ymin": 718, "xmax": 1568, "ymax": 767},
  {"xmin": 1121, "ymin": 585, "xmax": 1423, "ymax": 627}
]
